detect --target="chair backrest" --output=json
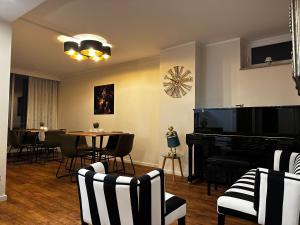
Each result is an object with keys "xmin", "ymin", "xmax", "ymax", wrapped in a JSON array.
[
  {"xmin": 59, "ymin": 135, "xmax": 77, "ymax": 158},
  {"xmin": 105, "ymin": 135, "xmax": 120, "ymax": 150},
  {"xmin": 139, "ymin": 169, "xmax": 166, "ymax": 225},
  {"xmin": 7, "ymin": 130, "xmax": 21, "ymax": 147},
  {"xmin": 77, "ymin": 162, "xmax": 166, "ymax": 225},
  {"xmin": 273, "ymin": 150, "xmax": 300, "ymax": 173},
  {"xmin": 77, "ymin": 162, "xmax": 139, "ymax": 225},
  {"xmin": 22, "ymin": 131, "xmax": 38, "ymax": 145},
  {"xmin": 44, "ymin": 130, "xmax": 65, "ymax": 146},
  {"xmin": 294, "ymin": 154, "xmax": 300, "ymax": 175},
  {"xmin": 114, "ymin": 134, "xmax": 134, "ymax": 157},
  {"xmin": 254, "ymin": 168, "xmax": 300, "ymax": 225},
  {"xmin": 77, "ymin": 136, "xmax": 89, "ymax": 148}
]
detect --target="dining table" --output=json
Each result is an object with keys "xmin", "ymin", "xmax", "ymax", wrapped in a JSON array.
[{"xmin": 65, "ymin": 131, "xmax": 124, "ymax": 162}]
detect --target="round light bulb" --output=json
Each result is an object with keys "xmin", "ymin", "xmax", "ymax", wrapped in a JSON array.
[
  {"xmin": 76, "ymin": 54, "xmax": 84, "ymax": 61},
  {"xmin": 88, "ymin": 48, "xmax": 96, "ymax": 57},
  {"xmin": 91, "ymin": 56, "xmax": 102, "ymax": 62},
  {"xmin": 67, "ymin": 49, "xmax": 75, "ymax": 56},
  {"xmin": 103, "ymin": 54, "xmax": 110, "ymax": 59}
]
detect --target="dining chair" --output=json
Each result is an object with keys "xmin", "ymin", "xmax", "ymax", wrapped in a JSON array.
[
  {"xmin": 11, "ymin": 130, "xmax": 37, "ymax": 163},
  {"xmin": 56, "ymin": 134, "xmax": 93, "ymax": 181},
  {"xmin": 7, "ymin": 130, "xmax": 24, "ymax": 162},
  {"xmin": 77, "ymin": 136, "xmax": 93, "ymax": 151},
  {"xmin": 41, "ymin": 129, "xmax": 65, "ymax": 162},
  {"xmin": 102, "ymin": 133, "xmax": 135, "ymax": 175}
]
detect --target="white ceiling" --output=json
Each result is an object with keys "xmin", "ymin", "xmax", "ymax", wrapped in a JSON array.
[
  {"xmin": 11, "ymin": 0, "xmax": 290, "ymax": 79},
  {"xmin": 0, "ymin": 0, "xmax": 45, "ymax": 22}
]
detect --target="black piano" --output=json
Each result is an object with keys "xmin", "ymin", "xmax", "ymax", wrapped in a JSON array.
[{"xmin": 186, "ymin": 106, "xmax": 300, "ymax": 183}]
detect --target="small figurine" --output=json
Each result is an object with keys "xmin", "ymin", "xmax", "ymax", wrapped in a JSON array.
[{"xmin": 166, "ymin": 126, "xmax": 180, "ymax": 156}]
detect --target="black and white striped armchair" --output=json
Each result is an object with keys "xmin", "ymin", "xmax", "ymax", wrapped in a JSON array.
[
  {"xmin": 77, "ymin": 162, "xmax": 186, "ymax": 225},
  {"xmin": 217, "ymin": 150, "xmax": 300, "ymax": 225}
]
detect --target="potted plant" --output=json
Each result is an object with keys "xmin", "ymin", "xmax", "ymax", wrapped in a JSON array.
[{"xmin": 93, "ymin": 122, "xmax": 100, "ymax": 129}]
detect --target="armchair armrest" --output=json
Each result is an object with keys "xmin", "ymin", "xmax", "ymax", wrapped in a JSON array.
[
  {"xmin": 85, "ymin": 161, "xmax": 108, "ymax": 174},
  {"xmin": 254, "ymin": 168, "xmax": 300, "ymax": 225}
]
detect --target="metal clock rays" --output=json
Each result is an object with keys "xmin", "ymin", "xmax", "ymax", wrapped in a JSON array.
[{"xmin": 163, "ymin": 66, "xmax": 193, "ymax": 98}]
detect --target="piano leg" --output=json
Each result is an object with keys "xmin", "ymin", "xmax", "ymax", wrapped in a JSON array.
[
  {"xmin": 187, "ymin": 144, "xmax": 204, "ymax": 182},
  {"xmin": 194, "ymin": 144, "xmax": 204, "ymax": 181},
  {"xmin": 188, "ymin": 144, "xmax": 193, "ymax": 183}
]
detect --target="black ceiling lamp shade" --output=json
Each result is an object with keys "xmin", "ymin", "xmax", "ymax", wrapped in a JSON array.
[
  {"xmin": 59, "ymin": 34, "xmax": 112, "ymax": 62},
  {"xmin": 64, "ymin": 41, "xmax": 79, "ymax": 56},
  {"xmin": 80, "ymin": 40, "xmax": 103, "ymax": 57},
  {"xmin": 102, "ymin": 46, "xmax": 111, "ymax": 59}
]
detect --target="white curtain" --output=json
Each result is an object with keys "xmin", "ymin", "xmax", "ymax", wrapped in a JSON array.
[{"xmin": 26, "ymin": 77, "xmax": 59, "ymax": 129}]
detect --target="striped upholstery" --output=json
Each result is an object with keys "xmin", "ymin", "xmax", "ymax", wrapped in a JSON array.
[
  {"xmin": 85, "ymin": 161, "xmax": 108, "ymax": 174},
  {"xmin": 217, "ymin": 169, "xmax": 257, "ymax": 221},
  {"xmin": 273, "ymin": 150, "xmax": 300, "ymax": 173},
  {"xmin": 139, "ymin": 169, "xmax": 186, "ymax": 225},
  {"xmin": 254, "ymin": 168, "xmax": 300, "ymax": 225},
  {"xmin": 77, "ymin": 168, "xmax": 139, "ymax": 225},
  {"xmin": 77, "ymin": 162, "xmax": 186, "ymax": 225},
  {"xmin": 217, "ymin": 150, "xmax": 300, "ymax": 225},
  {"xmin": 294, "ymin": 154, "xmax": 300, "ymax": 175}
]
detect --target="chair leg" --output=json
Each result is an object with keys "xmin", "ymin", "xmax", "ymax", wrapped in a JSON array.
[
  {"xmin": 121, "ymin": 157, "xmax": 125, "ymax": 174},
  {"xmin": 218, "ymin": 213, "xmax": 225, "ymax": 225},
  {"xmin": 115, "ymin": 157, "xmax": 119, "ymax": 172},
  {"xmin": 56, "ymin": 158, "xmax": 74, "ymax": 179},
  {"xmin": 178, "ymin": 216, "xmax": 185, "ymax": 225},
  {"xmin": 129, "ymin": 154, "xmax": 135, "ymax": 175},
  {"xmin": 56, "ymin": 159, "xmax": 63, "ymax": 178}
]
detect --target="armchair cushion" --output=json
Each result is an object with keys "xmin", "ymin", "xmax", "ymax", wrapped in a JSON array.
[
  {"xmin": 165, "ymin": 193, "xmax": 186, "ymax": 225},
  {"xmin": 217, "ymin": 169, "xmax": 257, "ymax": 222}
]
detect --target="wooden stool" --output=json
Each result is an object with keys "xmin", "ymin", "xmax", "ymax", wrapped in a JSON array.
[{"xmin": 161, "ymin": 153, "xmax": 184, "ymax": 182}]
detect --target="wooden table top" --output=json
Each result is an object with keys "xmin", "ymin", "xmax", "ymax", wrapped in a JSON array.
[
  {"xmin": 16, "ymin": 129, "xmax": 44, "ymax": 133},
  {"xmin": 66, "ymin": 131, "xmax": 124, "ymax": 137}
]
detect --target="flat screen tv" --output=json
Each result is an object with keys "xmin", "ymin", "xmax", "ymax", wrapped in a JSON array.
[{"xmin": 194, "ymin": 106, "xmax": 300, "ymax": 136}]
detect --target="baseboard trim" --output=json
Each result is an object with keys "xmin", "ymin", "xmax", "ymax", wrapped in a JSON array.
[{"xmin": 0, "ymin": 194, "xmax": 7, "ymax": 202}]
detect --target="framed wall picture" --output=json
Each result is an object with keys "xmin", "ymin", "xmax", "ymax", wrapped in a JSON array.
[{"xmin": 94, "ymin": 84, "xmax": 114, "ymax": 114}]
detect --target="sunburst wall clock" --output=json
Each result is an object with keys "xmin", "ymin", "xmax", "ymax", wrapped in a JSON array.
[{"xmin": 163, "ymin": 66, "xmax": 193, "ymax": 98}]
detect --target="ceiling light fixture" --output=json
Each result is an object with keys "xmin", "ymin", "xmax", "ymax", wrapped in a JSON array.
[{"xmin": 58, "ymin": 34, "xmax": 112, "ymax": 62}]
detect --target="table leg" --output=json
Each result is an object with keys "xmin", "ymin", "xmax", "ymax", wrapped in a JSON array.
[
  {"xmin": 162, "ymin": 157, "xmax": 167, "ymax": 169},
  {"xmin": 92, "ymin": 136, "xmax": 96, "ymax": 163},
  {"xmin": 178, "ymin": 158, "xmax": 184, "ymax": 177},
  {"xmin": 172, "ymin": 158, "xmax": 175, "ymax": 182}
]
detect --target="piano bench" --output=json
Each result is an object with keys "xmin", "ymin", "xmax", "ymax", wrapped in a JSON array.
[{"xmin": 206, "ymin": 155, "xmax": 251, "ymax": 195}]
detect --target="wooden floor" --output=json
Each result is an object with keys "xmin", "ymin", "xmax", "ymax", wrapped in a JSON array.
[{"xmin": 0, "ymin": 161, "xmax": 256, "ymax": 225}]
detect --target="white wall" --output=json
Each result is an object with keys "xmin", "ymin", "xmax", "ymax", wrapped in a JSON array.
[
  {"xmin": 59, "ymin": 57, "xmax": 162, "ymax": 167},
  {"xmin": 198, "ymin": 38, "xmax": 300, "ymax": 107},
  {"xmin": 159, "ymin": 42, "xmax": 198, "ymax": 174},
  {"xmin": 0, "ymin": 20, "xmax": 12, "ymax": 201},
  {"xmin": 238, "ymin": 65, "xmax": 300, "ymax": 106}
]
